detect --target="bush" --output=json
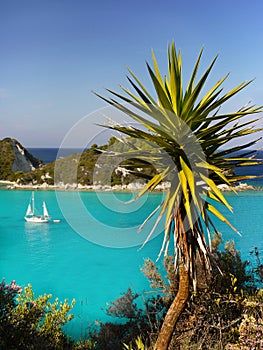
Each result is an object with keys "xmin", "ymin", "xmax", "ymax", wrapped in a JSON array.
[
  {"xmin": 138, "ymin": 237, "xmax": 263, "ymax": 349},
  {"xmin": 88, "ymin": 288, "xmax": 151, "ymax": 350},
  {"xmin": 3, "ymin": 236, "xmax": 263, "ymax": 349},
  {"xmin": 0, "ymin": 280, "xmax": 75, "ymax": 350},
  {"xmin": 101, "ymin": 236, "xmax": 263, "ymax": 350}
]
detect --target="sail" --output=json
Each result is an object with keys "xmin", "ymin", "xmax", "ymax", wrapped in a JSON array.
[
  {"xmin": 25, "ymin": 203, "xmax": 33, "ymax": 216},
  {"xmin": 43, "ymin": 201, "xmax": 49, "ymax": 217},
  {"xmin": 24, "ymin": 192, "xmax": 52, "ymax": 223}
]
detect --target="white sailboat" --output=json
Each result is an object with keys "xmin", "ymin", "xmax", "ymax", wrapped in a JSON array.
[{"xmin": 24, "ymin": 192, "xmax": 51, "ymax": 223}]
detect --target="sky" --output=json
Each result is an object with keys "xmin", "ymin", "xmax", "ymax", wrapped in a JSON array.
[{"xmin": 1, "ymin": 0, "xmax": 263, "ymax": 148}]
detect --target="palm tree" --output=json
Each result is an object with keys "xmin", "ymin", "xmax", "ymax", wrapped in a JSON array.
[{"xmin": 96, "ymin": 42, "xmax": 262, "ymax": 350}]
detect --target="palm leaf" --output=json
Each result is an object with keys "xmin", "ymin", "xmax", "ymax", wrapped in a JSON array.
[
  {"xmin": 206, "ymin": 203, "xmax": 241, "ymax": 235},
  {"xmin": 96, "ymin": 42, "xmax": 262, "ymax": 283},
  {"xmin": 200, "ymin": 174, "xmax": 233, "ymax": 212}
]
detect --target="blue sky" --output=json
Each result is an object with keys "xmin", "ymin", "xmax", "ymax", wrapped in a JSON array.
[{"xmin": 1, "ymin": 0, "xmax": 263, "ymax": 147}]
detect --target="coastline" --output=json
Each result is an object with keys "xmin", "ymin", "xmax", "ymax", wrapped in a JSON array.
[
  {"xmin": 0, "ymin": 180, "xmax": 169, "ymax": 192},
  {"xmin": 0, "ymin": 180, "xmax": 259, "ymax": 192}
]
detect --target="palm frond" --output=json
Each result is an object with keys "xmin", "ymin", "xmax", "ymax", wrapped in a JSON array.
[{"xmin": 96, "ymin": 42, "xmax": 262, "ymax": 283}]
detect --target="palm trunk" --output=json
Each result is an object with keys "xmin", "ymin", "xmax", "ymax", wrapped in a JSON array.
[{"xmin": 154, "ymin": 262, "xmax": 190, "ymax": 350}]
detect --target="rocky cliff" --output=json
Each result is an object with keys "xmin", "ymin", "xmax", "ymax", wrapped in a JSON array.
[
  {"xmin": 0, "ymin": 138, "xmax": 42, "ymax": 180},
  {"xmin": 0, "ymin": 136, "xmax": 156, "ymax": 186},
  {"xmin": 11, "ymin": 140, "xmax": 42, "ymax": 172}
]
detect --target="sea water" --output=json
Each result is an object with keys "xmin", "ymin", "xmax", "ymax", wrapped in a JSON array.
[
  {"xmin": 0, "ymin": 189, "xmax": 263, "ymax": 339},
  {"xmin": 0, "ymin": 189, "xmax": 166, "ymax": 338},
  {"xmin": 27, "ymin": 148, "xmax": 84, "ymax": 164}
]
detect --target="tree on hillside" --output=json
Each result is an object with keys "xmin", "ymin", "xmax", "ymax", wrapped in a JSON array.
[{"xmin": 96, "ymin": 42, "xmax": 262, "ymax": 350}]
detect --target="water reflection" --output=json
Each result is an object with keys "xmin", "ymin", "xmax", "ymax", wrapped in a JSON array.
[
  {"xmin": 24, "ymin": 223, "xmax": 50, "ymax": 243},
  {"xmin": 24, "ymin": 223, "xmax": 52, "ymax": 267}
]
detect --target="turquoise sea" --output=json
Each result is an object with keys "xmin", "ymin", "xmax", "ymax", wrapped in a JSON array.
[{"xmin": 1, "ymin": 188, "xmax": 263, "ymax": 338}]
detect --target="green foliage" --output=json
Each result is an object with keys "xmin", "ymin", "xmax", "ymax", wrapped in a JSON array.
[
  {"xmin": 97, "ymin": 42, "xmax": 263, "ymax": 287},
  {"xmin": 142, "ymin": 256, "xmax": 178, "ymax": 299},
  {"xmin": 211, "ymin": 240, "xmax": 250, "ymax": 294},
  {"xmin": 73, "ymin": 339, "xmax": 97, "ymax": 350},
  {"xmin": 248, "ymin": 246, "xmax": 263, "ymax": 286},
  {"xmin": 0, "ymin": 280, "xmax": 75, "ymax": 349},
  {"xmin": 97, "ymin": 44, "xmax": 262, "ymax": 350},
  {"xmin": 85, "ymin": 237, "xmax": 260, "ymax": 350},
  {"xmin": 234, "ymin": 315, "xmax": 263, "ymax": 349},
  {"xmin": 1, "ymin": 136, "xmax": 155, "ymax": 186},
  {"xmin": 0, "ymin": 138, "xmax": 15, "ymax": 180},
  {"xmin": 89, "ymin": 287, "xmax": 150, "ymax": 350},
  {"xmin": 106, "ymin": 288, "xmax": 140, "ymax": 319},
  {"xmin": 123, "ymin": 336, "xmax": 147, "ymax": 350},
  {"xmin": 133, "ymin": 237, "xmax": 263, "ymax": 349},
  {"xmin": 226, "ymin": 290, "xmax": 263, "ymax": 349},
  {"xmin": 3, "ymin": 240, "xmax": 261, "ymax": 349},
  {"xmin": 0, "ymin": 138, "xmax": 43, "ymax": 182},
  {"xmin": 79, "ymin": 243, "xmax": 263, "ymax": 350}
]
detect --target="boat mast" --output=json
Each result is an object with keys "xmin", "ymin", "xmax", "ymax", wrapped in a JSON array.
[{"xmin": 32, "ymin": 192, "xmax": 35, "ymax": 215}]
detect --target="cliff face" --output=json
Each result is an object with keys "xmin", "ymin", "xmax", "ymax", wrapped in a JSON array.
[
  {"xmin": 11, "ymin": 140, "xmax": 42, "ymax": 172},
  {"xmin": 0, "ymin": 138, "xmax": 42, "ymax": 180},
  {"xmin": 0, "ymin": 136, "xmax": 156, "ymax": 186}
]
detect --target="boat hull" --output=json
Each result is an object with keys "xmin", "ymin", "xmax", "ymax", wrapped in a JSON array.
[{"xmin": 24, "ymin": 216, "xmax": 50, "ymax": 223}]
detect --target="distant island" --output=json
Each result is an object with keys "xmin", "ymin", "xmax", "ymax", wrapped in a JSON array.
[
  {"xmin": 0, "ymin": 137, "xmax": 257, "ymax": 192},
  {"xmin": 0, "ymin": 137, "xmax": 157, "ymax": 190}
]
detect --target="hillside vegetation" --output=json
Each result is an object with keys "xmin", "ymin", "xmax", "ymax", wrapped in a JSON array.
[
  {"xmin": 0, "ymin": 138, "xmax": 42, "ymax": 181},
  {"xmin": 0, "ymin": 137, "xmax": 156, "ymax": 187}
]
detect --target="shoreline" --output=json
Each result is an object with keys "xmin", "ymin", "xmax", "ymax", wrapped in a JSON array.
[
  {"xmin": 0, "ymin": 181, "xmax": 169, "ymax": 192},
  {"xmin": 0, "ymin": 180, "xmax": 260, "ymax": 192}
]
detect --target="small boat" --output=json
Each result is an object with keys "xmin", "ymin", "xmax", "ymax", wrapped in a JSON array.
[{"xmin": 24, "ymin": 192, "xmax": 51, "ymax": 223}]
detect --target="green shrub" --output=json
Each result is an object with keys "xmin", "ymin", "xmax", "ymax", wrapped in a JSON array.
[
  {"xmin": 0, "ymin": 280, "xmax": 75, "ymax": 349},
  {"xmin": 123, "ymin": 336, "xmax": 147, "ymax": 350},
  {"xmin": 73, "ymin": 242, "xmax": 263, "ymax": 349}
]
